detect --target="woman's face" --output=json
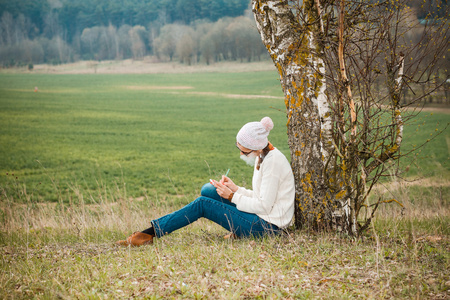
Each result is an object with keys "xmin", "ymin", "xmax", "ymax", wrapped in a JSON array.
[
  {"xmin": 235, "ymin": 142, "xmax": 254, "ymax": 156},
  {"xmin": 236, "ymin": 143, "xmax": 261, "ymax": 166}
]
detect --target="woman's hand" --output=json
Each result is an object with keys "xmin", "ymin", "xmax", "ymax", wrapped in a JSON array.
[
  {"xmin": 211, "ymin": 180, "xmax": 233, "ymax": 200},
  {"xmin": 220, "ymin": 175, "xmax": 238, "ymax": 193}
]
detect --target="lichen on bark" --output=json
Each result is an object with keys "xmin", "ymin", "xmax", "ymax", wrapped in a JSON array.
[{"xmin": 253, "ymin": 0, "xmax": 338, "ymax": 232}]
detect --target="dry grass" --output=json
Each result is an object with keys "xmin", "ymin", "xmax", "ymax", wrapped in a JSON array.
[
  {"xmin": 1, "ymin": 59, "xmax": 277, "ymax": 75},
  {"xmin": 1, "ymin": 179, "xmax": 449, "ymax": 299},
  {"xmin": 372, "ymin": 177, "xmax": 450, "ymax": 219}
]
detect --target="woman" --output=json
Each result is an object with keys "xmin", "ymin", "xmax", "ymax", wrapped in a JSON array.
[{"xmin": 116, "ymin": 116, "xmax": 295, "ymax": 246}]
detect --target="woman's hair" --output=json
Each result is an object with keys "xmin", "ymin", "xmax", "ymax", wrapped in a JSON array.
[{"xmin": 256, "ymin": 142, "xmax": 273, "ymax": 170}]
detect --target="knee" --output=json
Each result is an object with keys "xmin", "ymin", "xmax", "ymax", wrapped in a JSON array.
[
  {"xmin": 191, "ymin": 196, "xmax": 212, "ymax": 210},
  {"xmin": 201, "ymin": 183, "xmax": 218, "ymax": 199}
]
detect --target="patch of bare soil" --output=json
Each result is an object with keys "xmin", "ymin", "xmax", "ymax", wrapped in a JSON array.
[
  {"xmin": 166, "ymin": 91, "xmax": 284, "ymax": 100},
  {"xmin": 374, "ymin": 177, "xmax": 450, "ymax": 193},
  {"xmin": 8, "ymin": 59, "xmax": 277, "ymax": 75},
  {"xmin": 121, "ymin": 87, "xmax": 284, "ymax": 100},
  {"xmin": 402, "ymin": 105, "xmax": 450, "ymax": 115},
  {"xmin": 416, "ymin": 106, "xmax": 450, "ymax": 114},
  {"xmin": 126, "ymin": 85, "xmax": 193, "ymax": 90}
]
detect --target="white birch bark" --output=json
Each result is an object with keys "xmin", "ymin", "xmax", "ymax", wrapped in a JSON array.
[
  {"xmin": 313, "ymin": 0, "xmax": 332, "ymax": 162},
  {"xmin": 314, "ymin": 45, "xmax": 332, "ymax": 162}
]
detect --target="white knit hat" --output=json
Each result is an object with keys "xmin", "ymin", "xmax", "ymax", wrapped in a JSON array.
[{"xmin": 236, "ymin": 117, "xmax": 274, "ymax": 150}]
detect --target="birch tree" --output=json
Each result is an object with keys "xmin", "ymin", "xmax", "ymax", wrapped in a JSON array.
[{"xmin": 252, "ymin": 0, "xmax": 449, "ymax": 235}]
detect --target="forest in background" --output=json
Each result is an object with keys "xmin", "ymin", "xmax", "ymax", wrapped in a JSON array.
[
  {"xmin": 0, "ymin": 0, "xmax": 267, "ymax": 67},
  {"xmin": 0, "ymin": 0, "xmax": 447, "ymax": 67}
]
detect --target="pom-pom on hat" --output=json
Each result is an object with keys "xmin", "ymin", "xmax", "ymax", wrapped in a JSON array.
[{"xmin": 236, "ymin": 117, "xmax": 274, "ymax": 150}]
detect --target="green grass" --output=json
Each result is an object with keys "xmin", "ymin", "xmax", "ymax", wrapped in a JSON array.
[
  {"xmin": 399, "ymin": 112, "xmax": 449, "ymax": 179},
  {"xmin": 1, "ymin": 72, "xmax": 448, "ymax": 203},
  {"xmin": 0, "ymin": 72, "xmax": 290, "ymax": 202},
  {"xmin": 0, "ymin": 68, "xmax": 449, "ymax": 299}
]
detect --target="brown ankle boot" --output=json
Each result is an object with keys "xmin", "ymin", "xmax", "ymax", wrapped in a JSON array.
[
  {"xmin": 223, "ymin": 233, "xmax": 238, "ymax": 239},
  {"xmin": 116, "ymin": 232, "xmax": 154, "ymax": 247}
]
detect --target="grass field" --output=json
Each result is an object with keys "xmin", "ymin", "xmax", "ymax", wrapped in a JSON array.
[
  {"xmin": 0, "ymin": 62, "xmax": 449, "ymax": 299},
  {"xmin": 0, "ymin": 69, "xmax": 294, "ymax": 203}
]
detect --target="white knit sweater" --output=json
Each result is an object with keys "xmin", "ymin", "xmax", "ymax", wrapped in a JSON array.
[{"xmin": 231, "ymin": 148, "xmax": 295, "ymax": 228}]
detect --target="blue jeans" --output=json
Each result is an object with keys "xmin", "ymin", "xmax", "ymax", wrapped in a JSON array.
[{"xmin": 151, "ymin": 183, "xmax": 281, "ymax": 238}]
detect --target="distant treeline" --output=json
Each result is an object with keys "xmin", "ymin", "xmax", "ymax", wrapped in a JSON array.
[
  {"xmin": 0, "ymin": 0, "xmax": 250, "ymax": 41},
  {"xmin": 0, "ymin": 0, "xmax": 446, "ymax": 67},
  {"xmin": 0, "ymin": 14, "xmax": 267, "ymax": 67},
  {"xmin": 0, "ymin": 0, "xmax": 265, "ymax": 66}
]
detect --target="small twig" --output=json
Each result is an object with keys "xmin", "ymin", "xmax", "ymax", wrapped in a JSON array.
[{"xmin": 269, "ymin": 106, "xmax": 284, "ymax": 112}]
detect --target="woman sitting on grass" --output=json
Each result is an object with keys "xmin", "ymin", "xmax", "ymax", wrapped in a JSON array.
[{"xmin": 116, "ymin": 116, "xmax": 295, "ymax": 246}]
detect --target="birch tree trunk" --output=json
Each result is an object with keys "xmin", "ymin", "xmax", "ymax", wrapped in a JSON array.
[
  {"xmin": 252, "ymin": 0, "xmax": 345, "ymax": 232},
  {"xmin": 252, "ymin": 0, "xmax": 448, "ymax": 235}
]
